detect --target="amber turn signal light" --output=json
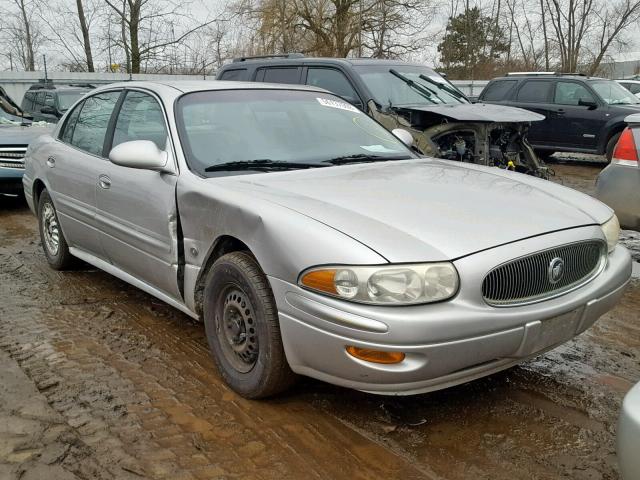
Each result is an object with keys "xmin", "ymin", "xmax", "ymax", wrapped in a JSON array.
[
  {"xmin": 300, "ymin": 269, "xmax": 337, "ymax": 295},
  {"xmin": 346, "ymin": 346, "xmax": 405, "ymax": 364}
]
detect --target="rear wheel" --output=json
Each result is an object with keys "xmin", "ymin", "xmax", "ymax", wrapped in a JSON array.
[
  {"xmin": 606, "ymin": 132, "xmax": 622, "ymax": 162},
  {"xmin": 203, "ymin": 252, "xmax": 295, "ymax": 398},
  {"xmin": 37, "ymin": 189, "xmax": 75, "ymax": 270}
]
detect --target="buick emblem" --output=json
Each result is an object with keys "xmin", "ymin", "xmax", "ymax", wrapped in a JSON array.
[{"xmin": 548, "ymin": 257, "xmax": 565, "ymax": 285}]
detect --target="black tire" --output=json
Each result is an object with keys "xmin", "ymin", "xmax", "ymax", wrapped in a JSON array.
[
  {"xmin": 203, "ymin": 251, "xmax": 295, "ymax": 398},
  {"xmin": 37, "ymin": 189, "xmax": 75, "ymax": 270},
  {"xmin": 606, "ymin": 132, "xmax": 622, "ymax": 163},
  {"xmin": 535, "ymin": 150, "xmax": 555, "ymax": 161}
]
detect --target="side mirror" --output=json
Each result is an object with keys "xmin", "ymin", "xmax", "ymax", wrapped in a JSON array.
[
  {"xmin": 392, "ymin": 128, "xmax": 414, "ymax": 147},
  {"xmin": 578, "ymin": 98, "xmax": 597, "ymax": 109},
  {"xmin": 41, "ymin": 106, "xmax": 56, "ymax": 115},
  {"xmin": 109, "ymin": 140, "xmax": 170, "ymax": 172}
]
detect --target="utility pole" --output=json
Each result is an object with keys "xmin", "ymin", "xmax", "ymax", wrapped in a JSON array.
[
  {"xmin": 358, "ymin": 0, "xmax": 363, "ymax": 57},
  {"xmin": 9, "ymin": 53, "xmax": 13, "ymax": 71},
  {"xmin": 43, "ymin": 55, "xmax": 48, "ymax": 82}
]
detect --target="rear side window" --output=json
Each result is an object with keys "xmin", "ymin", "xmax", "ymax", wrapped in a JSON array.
[
  {"xmin": 112, "ymin": 91, "xmax": 167, "ymax": 150},
  {"xmin": 69, "ymin": 90, "xmax": 121, "ymax": 156},
  {"xmin": 219, "ymin": 69, "xmax": 246, "ymax": 81},
  {"xmin": 22, "ymin": 92, "xmax": 34, "ymax": 111},
  {"xmin": 516, "ymin": 81, "xmax": 553, "ymax": 103},
  {"xmin": 306, "ymin": 68, "xmax": 361, "ymax": 105},
  {"xmin": 481, "ymin": 80, "xmax": 517, "ymax": 101},
  {"xmin": 260, "ymin": 67, "xmax": 300, "ymax": 84},
  {"xmin": 60, "ymin": 104, "xmax": 82, "ymax": 143}
]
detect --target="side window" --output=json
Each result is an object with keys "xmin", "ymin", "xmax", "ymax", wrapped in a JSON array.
[
  {"xmin": 219, "ymin": 69, "xmax": 246, "ymax": 81},
  {"xmin": 260, "ymin": 67, "xmax": 300, "ymax": 84},
  {"xmin": 516, "ymin": 81, "xmax": 553, "ymax": 103},
  {"xmin": 629, "ymin": 84, "xmax": 640, "ymax": 95},
  {"xmin": 60, "ymin": 103, "xmax": 82, "ymax": 144},
  {"xmin": 112, "ymin": 91, "xmax": 167, "ymax": 150},
  {"xmin": 70, "ymin": 91, "xmax": 121, "ymax": 156},
  {"xmin": 481, "ymin": 80, "xmax": 517, "ymax": 101},
  {"xmin": 554, "ymin": 82, "xmax": 595, "ymax": 105},
  {"xmin": 35, "ymin": 92, "xmax": 45, "ymax": 109},
  {"xmin": 306, "ymin": 68, "xmax": 361, "ymax": 105},
  {"xmin": 44, "ymin": 93, "xmax": 55, "ymax": 107},
  {"xmin": 21, "ymin": 92, "xmax": 33, "ymax": 111}
]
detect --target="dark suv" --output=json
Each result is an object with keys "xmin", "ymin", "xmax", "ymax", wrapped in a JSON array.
[
  {"xmin": 216, "ymin": 54, "xmax": 549, "ymax": 177},
  {"xmin": 478, "ymin": 73, "xmax": 640, "ymax": 160},
  {"xmin": 21, "ymin": 83, "xmax": 93, "ymax": 123}
]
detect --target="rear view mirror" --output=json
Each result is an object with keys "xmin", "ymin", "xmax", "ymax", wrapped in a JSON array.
[
  {"xmin": 392, "ymin": 128, "xmax": 414, "ymax": 147},
  {"xmin": 578, "ymin": 98, "xmax": 597, "ymax": 108},
  {"xmin": 109, "ymin": 140, "xmax": 171, "ymax": 172}
]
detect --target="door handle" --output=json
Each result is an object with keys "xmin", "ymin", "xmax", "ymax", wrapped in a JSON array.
[
  {"xmin": 46, "ymin": 156, "xmax": 56, "ymax": 168},
  {"xmin": 98, "ymin": 175, "xmax": 111, "ymax": 189}
]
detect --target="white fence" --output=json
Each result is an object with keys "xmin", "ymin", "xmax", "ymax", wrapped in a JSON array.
[{"xmin": 0, "ymin": 71, "xmax": 489, "ymax": 105}]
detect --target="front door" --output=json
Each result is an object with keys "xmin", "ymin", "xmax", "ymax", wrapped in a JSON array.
[
  {"xmin": 95, "ymin": 90, "xmax": 181, "ymax": 299},
  {"xmin": 509, "ymin": 80, "xmax": 555, "ymax": 146},
  {"xmin": 548, "ymin": 81, "xmax": 603, "ymax": 150}
]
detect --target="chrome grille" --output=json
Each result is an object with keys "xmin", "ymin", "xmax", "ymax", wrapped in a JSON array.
[
  {"xmin": 0, "ymin": 147, "xmax": 27, "ymax": 169},
  {"xmin": 482, "ymin": 240, "xmax": 606, "ymax": 306}
]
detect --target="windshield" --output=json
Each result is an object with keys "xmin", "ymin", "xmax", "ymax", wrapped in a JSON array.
[
  {"xmin": 57, "ymin": 91, "xmax": 86, "ymax": 111},
  {"xmin": 354, "ymin": 65, "xmax": 467, "ymax": 107},
  {"xmin": 175, "ymin": 89, "xmax": 415, "ymax": 176},
  {"xmin": 590, "ymin": 80, "xmax": 640, "ymax": 105}
]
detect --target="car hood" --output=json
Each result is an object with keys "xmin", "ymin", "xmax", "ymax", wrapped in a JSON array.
[
  {"xmin": 0, "ymin": 123, "xmax": 54, "ymax": 144},
  {"xmin": 224, "ymin": 159, "xmax": 612, "ymax": 262},
  {"xmin": 399, "ymin": 102, "xmax": 545, "ymax": 123}
]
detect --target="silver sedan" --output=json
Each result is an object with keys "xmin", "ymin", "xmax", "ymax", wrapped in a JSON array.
[
  {"xmin": 595, "ymin": 114, "xmax": 640, "ymax": 231},
  {"xmin": 23, "ymin": 81, "xmax": 632, "ymax": 398}
]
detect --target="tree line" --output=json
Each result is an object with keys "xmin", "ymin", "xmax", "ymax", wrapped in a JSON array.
[{"xmin": 1, "ymin": 0, "xmax": 639, "ymax": 78}]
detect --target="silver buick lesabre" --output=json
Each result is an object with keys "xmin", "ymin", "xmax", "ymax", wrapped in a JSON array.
[{"xmin": 23, "ymin": 81, "xmax": 632, "ymax": 398}]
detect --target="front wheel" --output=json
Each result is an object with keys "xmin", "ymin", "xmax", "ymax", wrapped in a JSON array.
[
  {"xmin": 37, "ymin": 189, "xmax": 75, "ymax": 270},
  {"xmin": 203, "ymin": 252, "xmax": 295, "ymax": 398}
]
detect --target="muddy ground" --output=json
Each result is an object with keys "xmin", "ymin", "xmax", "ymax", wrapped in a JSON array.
[{"xmin": 0, "ymin": 163, "xmax": 638, "ymax": 480}]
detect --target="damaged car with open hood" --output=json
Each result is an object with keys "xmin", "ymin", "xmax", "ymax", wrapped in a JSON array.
[{"xmin": 217, "ymin": 56, "xmax": 548, "ymax": 177}]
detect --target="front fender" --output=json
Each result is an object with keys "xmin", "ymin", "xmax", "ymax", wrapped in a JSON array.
[{"xmin": 176, "ymin": 174, "xmax": 386, "ymax": 315}]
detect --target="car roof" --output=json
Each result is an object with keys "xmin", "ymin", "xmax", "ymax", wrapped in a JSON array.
[
  {"xmin": 491, "ymin": 74, "xmax": 605, "ymax": 81},
  {"xmin": 223, "ymin": 57, "xmax": 431, "ymax": 69},
  {"xmin": 617, "ymin": 79, "xmax": 640, "ymax": 83},
  {"xmin": 91, "ymin": 80, "xmax": 330, "ymax": 95}
]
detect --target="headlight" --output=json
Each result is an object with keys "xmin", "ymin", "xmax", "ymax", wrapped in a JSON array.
[
  {"xmin": 601, "ymin": 214, "xmax": 620, "ymax": 254},
  {"xmin": 299, "ymin": 263, "xmax": 459, "ymax": 305}
]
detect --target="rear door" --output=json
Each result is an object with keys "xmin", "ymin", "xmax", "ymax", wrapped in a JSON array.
[
  {"xmin": 45, "ymin": 90, "xmax": 122, "ymax": 257},
  {"xmin": 95, "ymin": 89, "xmax": 181, "ymax": 299},
  {"xmin": 550, "ymin": 80, "xmax": 603, "ymax": 150},
  {"xmin": 254, "ymin": 66, "xmax": 303, "ymax": 84},
  {"xmin": 510, "ymin": 80, "xmax": 554, "ymax": 146}
]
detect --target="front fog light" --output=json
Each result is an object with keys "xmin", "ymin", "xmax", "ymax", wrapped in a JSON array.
[{"xmin": 601, "ymin": 215, "xmax": 620, "ymax": 253}]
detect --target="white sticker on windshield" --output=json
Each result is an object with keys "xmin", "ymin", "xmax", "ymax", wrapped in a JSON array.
[{"xmin": 316, "ymin": 97, "xmax": 359, "ymax": 112}]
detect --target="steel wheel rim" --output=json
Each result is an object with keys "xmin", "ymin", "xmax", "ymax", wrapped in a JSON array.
[
  {"xmin": 42, "ymin": 202, "xmax": 60, "ymax": 256},
  {"xmin": 216, "ymin": 286, "xmax": 259, "ymax": 373}
]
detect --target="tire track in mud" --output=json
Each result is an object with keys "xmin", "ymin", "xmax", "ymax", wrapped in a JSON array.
[{"xmin": 0, "ymin": 240, "xmax": 430, "ymax": 479}]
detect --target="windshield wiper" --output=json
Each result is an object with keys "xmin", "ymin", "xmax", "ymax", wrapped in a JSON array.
[
  {"xmin": 389, "ymin": 69, "xmax": 438, "ymax": 104},
  {"xmin": 418, "ymin": 74, "xmax": 468, "ymax": 103},
  {"xmin": 204, "ymin": 159, "xmax": 326, "ymax": 172},
  {"xmin": 324, "ymin": 154, "xmax": 412, "ymax": 165}
]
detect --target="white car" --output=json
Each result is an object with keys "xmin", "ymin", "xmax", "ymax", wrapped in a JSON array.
[{"xmin": 617, "ymin": 79, "xmax": 640, "ymax": 99}]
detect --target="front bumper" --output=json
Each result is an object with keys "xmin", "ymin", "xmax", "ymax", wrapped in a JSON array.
[
  {"xmin": 270, "ymin": 226, "xmax": 631, "ymax": 395},
  {"xmin": 617, "ymin": 381, "xmax": 640, "ymax": 480},
  {"xmin": 0, "ymin": 167, "xmax": 25, "ymax": 195}
]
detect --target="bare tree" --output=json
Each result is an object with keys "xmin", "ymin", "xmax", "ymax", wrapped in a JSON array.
[
  {"xmin": 2, "ymin": 0, "xmax": 41, "ymax": 70},
  {"xmin": 103, "ymin": 0, "xmax": 215, "ymax": 73}
]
